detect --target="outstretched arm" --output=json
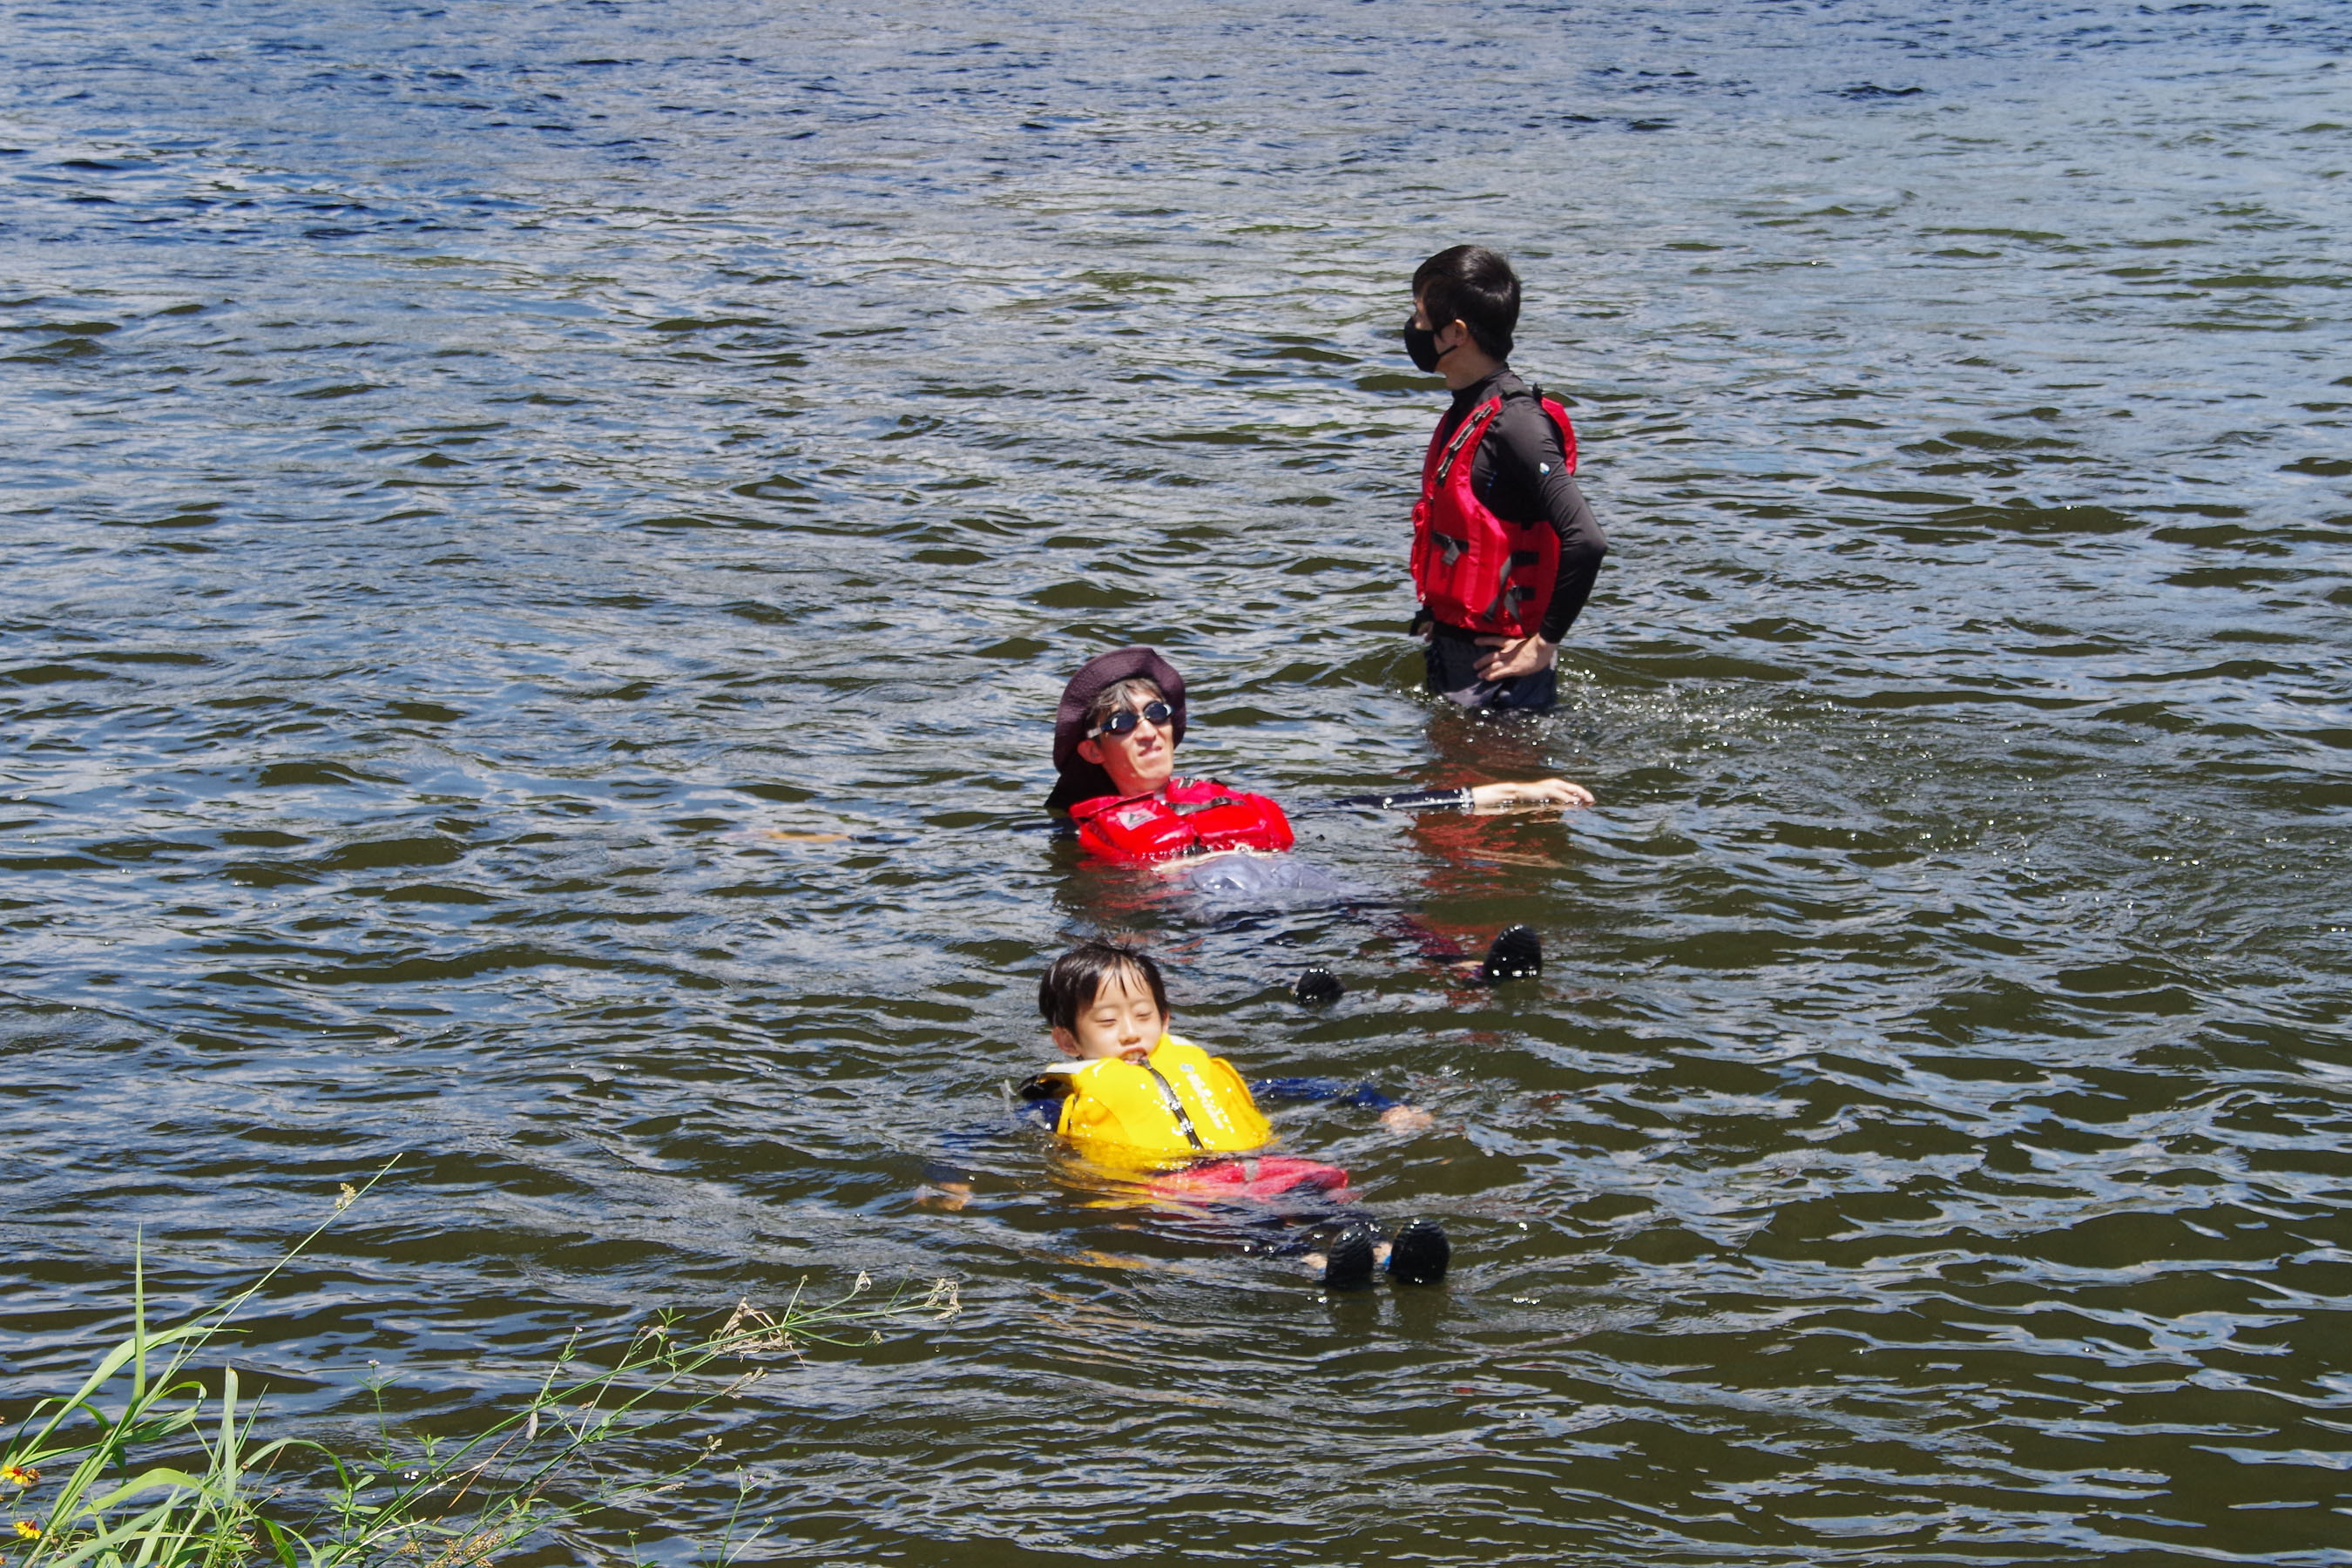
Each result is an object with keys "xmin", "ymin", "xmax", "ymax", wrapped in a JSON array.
[
  {"xmin": 918, "ymin": 1078, "xmax": 1067, "ymax": 1209},
  {"xmin": 1321, "ymin": 780, "xmax": 1595, "ymax": 814},
  {"xmin": 1252, "ymin": 1077, "xmax": 1435, "ymax": 1132},
  {"xmin": 1467, "ymin": 778, "xmax": 1594, "ymax": 811}
]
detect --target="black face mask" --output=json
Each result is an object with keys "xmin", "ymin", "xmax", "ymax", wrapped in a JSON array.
[{"xmin": 1402, "ymin": 316, "xmax": 1448, "ymax": 374}]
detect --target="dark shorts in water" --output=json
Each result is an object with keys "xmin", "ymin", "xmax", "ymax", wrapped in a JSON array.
[{"xmin": 1424, "ymin": 624, "xmax": 1558, "ymax": 712}]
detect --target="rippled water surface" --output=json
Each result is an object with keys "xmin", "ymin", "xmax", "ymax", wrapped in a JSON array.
[{"xmin": 6, "ymin": 0, "xmax": 2352, "ymax": 1561}]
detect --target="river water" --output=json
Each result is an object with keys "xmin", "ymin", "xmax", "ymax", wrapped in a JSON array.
[{"xmin": 4, "ymin": 0, "xmax": 2350, "ymax": 1562}]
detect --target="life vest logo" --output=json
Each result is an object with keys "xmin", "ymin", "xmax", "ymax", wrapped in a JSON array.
[{"xmin": 1175, "ymin": 1062, "xmax": 1218, "ymax": 1132}]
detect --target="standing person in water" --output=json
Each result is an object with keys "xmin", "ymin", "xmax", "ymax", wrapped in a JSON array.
[
  {"xmin": 1045, "ymin": 645, "xmax": 1592, "ymax": 989},
  {"xmin": 1402, "ymin": 245, "xmax": 1609, "ymax": 713}
]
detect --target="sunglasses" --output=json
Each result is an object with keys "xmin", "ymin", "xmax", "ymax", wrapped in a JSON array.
[{"xmin": 1086, "ymin": 700, "xmax": 1174, "ymax": 740}]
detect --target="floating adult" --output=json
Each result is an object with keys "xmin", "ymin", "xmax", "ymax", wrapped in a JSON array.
[
  {"xmin": 1402, "ymin": 245, "xmax": 1610, "ymax": 713},
  {"xmin": 1045, "ymin": 645, "xmax": 1593, "ymax": 989}
]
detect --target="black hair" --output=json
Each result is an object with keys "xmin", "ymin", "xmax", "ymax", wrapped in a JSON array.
[
  {"xmin": 1412, "ymin": 245, "xmax": 1520, "ymax": 361},
  {"xmin": 1037, "ymin": 938, "xmax": 1169, "ymax": 1032}
]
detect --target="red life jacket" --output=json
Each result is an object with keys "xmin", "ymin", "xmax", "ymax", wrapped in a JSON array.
[
  {"xmin": 1069, "ymin": 777, "xmax": 1295, "ymax": 864},
  {"xmin": 1409, "ymin": 389, "xmax": 1577, "ymax": 639}
]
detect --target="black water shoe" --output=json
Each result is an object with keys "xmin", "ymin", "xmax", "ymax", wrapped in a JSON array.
[
  {"xmin": 1478, "ymin": 925, "xmax": 1542, "ymax": 983},
  {"xmin": 1386, "ymin": 1218, "xmax": 1450, "ymax": 1286},
  {"xmin": 1321, "ymin": 1223, "xmax": 1378, "ymax": 1291},
  {"xmin": 1294, "ymin": 964, "xmax": 1345, "ymax": 1005}
]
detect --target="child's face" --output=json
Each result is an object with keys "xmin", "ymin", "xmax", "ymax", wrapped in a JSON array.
[{"xmin": 1051, "ymin": 967, "xmax": 1167, "ymax": 1062}]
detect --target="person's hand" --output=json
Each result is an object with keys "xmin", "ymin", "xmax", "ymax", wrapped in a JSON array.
[
  {"xmin": 916, "ymin": 1179, "xmax": 973, "ymax": 1213},
  {"xmin": 1469, "ymin": 779, "xmax": 1595, "ymax": 812},
  {"xmin": 1473, "ymin": 633, "xmax": 1557, "ymax": 680},
  {"xmin": 1379, "ymin": 1104, "xmax": 1435, "ymax": 1133}
]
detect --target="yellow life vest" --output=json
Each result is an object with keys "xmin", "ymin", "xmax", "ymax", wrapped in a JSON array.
[{"xmin": 1044, "ymin": 1035, "xmax": 1272, "ymax": 1171}]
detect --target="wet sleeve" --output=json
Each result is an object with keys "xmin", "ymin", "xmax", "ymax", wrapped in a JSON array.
[
  {"xmin": 1014, "ymin": 1073, "xmax": 1070, "ymax": 1129},
  {"xmin": 1250, "ymin": 1077, "xmax": 1403, "ymax": 1112},
  {"xmin": 924, "ymin": 1078, "xmax": 1065, "ymax": 1184},
  {"xmin": 1483, "ymin": 401, "xmax": 1609, "ymax": 644},
  {"xmin": 922, "ymin": 1130, "xmax": 986, "ymax": 1188},
  {"xmin": 923, "ymin": 1118, "xmax": 1023, "ymax": 1186}
]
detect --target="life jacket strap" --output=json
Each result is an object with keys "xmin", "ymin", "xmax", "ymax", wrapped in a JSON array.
[
  {"xmin": 1430, "ymin": 396, "xmax": 1503, "ymax": 488},
  {"xmin": 1139, "ymin": 1061, "xmax": 1206, "ymax": 1150},
  {"xmin": 1168, "ymin": 796, "xmax": 1243, "ymax": 816}
]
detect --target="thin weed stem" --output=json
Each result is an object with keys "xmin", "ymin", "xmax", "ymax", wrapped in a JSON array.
[{"xmin": 2, "ymin": 1173, "xmax": 956, "ymax": 1565}]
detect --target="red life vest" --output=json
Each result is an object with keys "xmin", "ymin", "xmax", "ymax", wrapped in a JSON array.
[
  {"xmin": 1069, "ymin": 777, "xmax": 1295, "ymax": 864},
  {"xmin": 1409, "ymin": 389, "xmax": 1577, "ymax": 639}
]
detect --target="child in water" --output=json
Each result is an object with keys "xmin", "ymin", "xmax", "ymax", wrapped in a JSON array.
[{"xmin": 1012, "ymin": 936, "xmax": 1450, "ymax": 1290}]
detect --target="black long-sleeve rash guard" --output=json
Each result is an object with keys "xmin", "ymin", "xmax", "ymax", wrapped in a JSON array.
[{"xmin": 1430, "ymin": 366, "xmax": 1608, "ymax": 644}]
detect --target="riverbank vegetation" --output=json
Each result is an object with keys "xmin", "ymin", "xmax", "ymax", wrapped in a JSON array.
[{"xmin": 3, "ymin": 1177, "xmax": 957, "ymax": 1565}]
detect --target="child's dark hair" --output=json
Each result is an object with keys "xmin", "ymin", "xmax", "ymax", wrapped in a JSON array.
[
  {"xmin": 1412, "ymin": 244, "xmax": 1521, "ymax": 361},
  {"xmin": 1038, "ymin": 938, "xmax": 1168, "ymax": 1031}
]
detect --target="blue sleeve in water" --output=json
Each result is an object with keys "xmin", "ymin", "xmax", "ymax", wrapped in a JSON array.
[
  {"xmin": 926, "ymin": 1099, "xmax": 1058, "ymax": 1161},
  {"xmin": 1251, "ymin": 1077, "xmax": 1402, "ymax": 1112},
  {"xmin": 928, "ymin": 1095, "xmax": 1059, "ymax": 1183},
  {"xmin": 937, "ymin": 1098, "xmax": 1058, "ymax": 1152}
]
